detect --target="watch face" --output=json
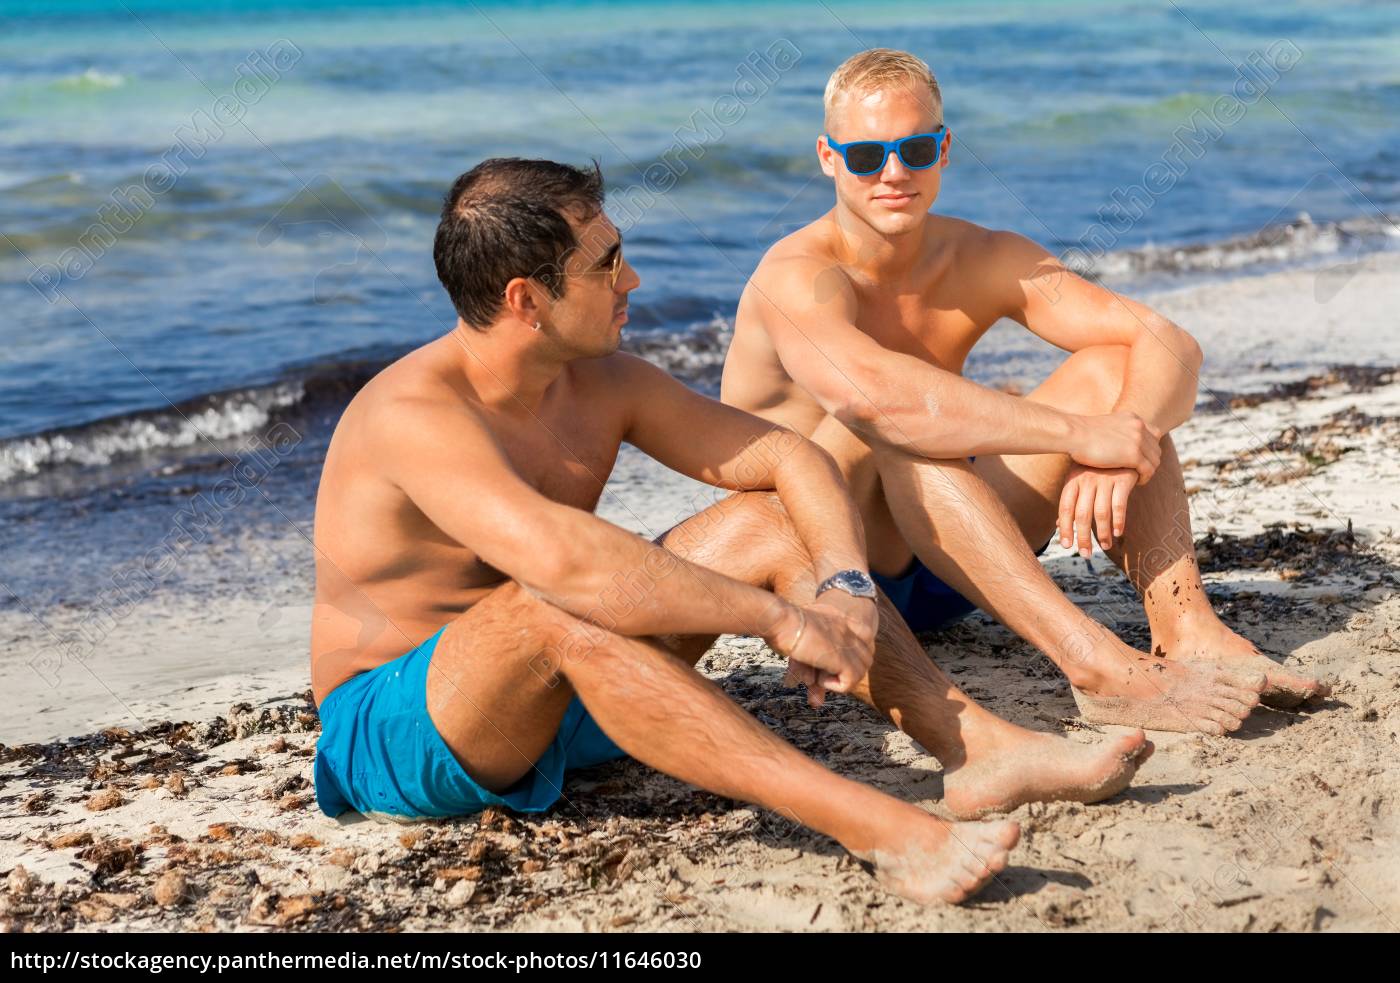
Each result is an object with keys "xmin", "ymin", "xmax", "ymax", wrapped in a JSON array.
[{"xmin": 825, "ymin": 570, "xmax": 876, "ymax": 598}]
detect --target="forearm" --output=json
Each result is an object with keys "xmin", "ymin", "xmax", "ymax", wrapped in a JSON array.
[
  {"xmin": 840, "ymin": 362, "xmax": 1078, "ymax": 459},
  {"xmin": 1111, "ymin": 326, "xmax": 1202, "ymax": 434},
  {"xmin": 768, "ymin": 436, "xmax": 868, "ymax": 581},
  {"xmin": 518, "ymin": 506, "xmax": 794, "ymax": 640}
]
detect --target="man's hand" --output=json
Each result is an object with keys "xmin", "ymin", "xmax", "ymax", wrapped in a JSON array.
[
  {"xmin": 1069, "ymin": 411, "xmax": 1162, "ymax": 482},
  {"xmin": 1059, "ymin": 463, "xmax": 1138, "ymax": 558},
  {"xmin": 769, "ymin": 592, "xmax": 876, "ymax": 709}
]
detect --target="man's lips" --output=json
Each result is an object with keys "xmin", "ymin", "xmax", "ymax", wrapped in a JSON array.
[
  {"xmin": 874, "ymin": 190, "xmax": 915, "ymax": 205},
  {"xmin": 613, "ymin": 307, "xmax": 628, "ymax": 323}
]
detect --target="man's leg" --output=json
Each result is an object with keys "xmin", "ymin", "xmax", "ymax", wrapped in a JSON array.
[
  {"xmin": 974, "ymin": 345, "xmax": 1327, "ymax": 707},
  {"xmin": 652, "ymin": 491, "xmax": 1154, "ymax": 819},
  {"xmin": 424, "ymin": 499, "xmax": 1017, "ymax": 905},
  {"xmin": 868, "ymin": 367, "xmax": 1268, "ymax": 734}
]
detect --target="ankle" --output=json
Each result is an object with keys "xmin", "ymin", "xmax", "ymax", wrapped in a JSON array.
[
  {"xmin": 947, "ymin": 713, "xmax": 1040, "ymax": 765},
  {"xmin": 833, "ymin": 788, "xmax": 930, "ymax": 854},
  {"xmin": 1151, "ymin": 609, "xmax": 1225, "ymax": 653},
  {"xmin": 1047, "ymin": 624, "xmax": 1124, "ymax": 691}
]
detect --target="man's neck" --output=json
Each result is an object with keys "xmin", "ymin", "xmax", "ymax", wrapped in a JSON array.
[
  {"xmin": 445, "ymin": 320, "xmax": 568, "ymax": 413},
  {"xmin": 830, "ymin": 204, "xmax": 929, "ymax": 282}
]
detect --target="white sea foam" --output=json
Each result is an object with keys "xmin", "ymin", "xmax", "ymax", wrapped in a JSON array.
[
  {"xmin": 53, "ymin": 68, "xmax": 127, "ymax": 91},
  {"xmin": 0, "ymin": 383, "xmax": 303, "ymax": 484}
]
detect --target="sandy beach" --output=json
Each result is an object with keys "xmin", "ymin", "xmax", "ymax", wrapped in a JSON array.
[{"xmin": 3, "ymin": 252, "xmax": 1398, "ymax": 932}]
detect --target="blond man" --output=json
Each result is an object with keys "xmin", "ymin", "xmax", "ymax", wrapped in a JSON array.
[{"xmin": 722, "ymin": 49, "xmax": 1326, "ymax": 736}]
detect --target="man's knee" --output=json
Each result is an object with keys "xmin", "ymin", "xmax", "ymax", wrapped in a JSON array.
[
  {"xmin": 724, "ymin": 491, "xmax": 808, "ymax": 569},
  {"xmin": 1056, "ymin": 345, "xmax": 1131, "ymax": 412},
  {"xmin": 662, "ymin": 490, "xmax": 803, "ymax": 568},
  {"xmin": 478, "ymin": 582, "xmax": 611, "ymax": 690}
]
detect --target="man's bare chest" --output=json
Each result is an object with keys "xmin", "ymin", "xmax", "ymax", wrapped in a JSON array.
[
  {"xmin": 494, "ymin": 412, "xmax": 622, "ymax": 513},
  {"xmin": 850, "ymin": 287, "xmax": 990, "ymax": 373}
]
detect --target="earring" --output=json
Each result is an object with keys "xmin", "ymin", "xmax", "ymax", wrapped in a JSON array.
[{"xmin": 533, "ymin": 321, "xmax": 541, "ymax": 331}]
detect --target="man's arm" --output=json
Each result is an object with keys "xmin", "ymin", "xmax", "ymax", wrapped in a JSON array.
[
  {"xmin": 992, "ymin": 230, "xmax": 1203, "ymax": 436},
  {"xmin": 615, "ymin": 353, "xmax": 877, "ymax": 700},
  {"xmin": 614, "ymin": 353, "xmax": 867, "ymax": 586},
  {"xmin": 747, "ymin": 255, "xmax": 1159, "ymax": 475},
  {"xmin": 377, "ymin": 392, "xmax": 864, "ymax": 690}
]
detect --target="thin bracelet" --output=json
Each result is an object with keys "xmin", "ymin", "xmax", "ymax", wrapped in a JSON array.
[{"xmin": 788, "ymin": 607, "xmax": 806, "ymax": 654}]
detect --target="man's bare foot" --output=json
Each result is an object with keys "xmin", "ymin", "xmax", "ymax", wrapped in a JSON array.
[
  {"xmin": 941, "ymin": 728, "xmax": 1154, "ymax": 820},
  {"xmin": 1156, "ymin": 621, "xmax": 1330, "ymax": 708},
  {"xmin": 852, "ymin": 806, "xmax": 1020, "ymax": 905},
  {"xmin": 1067, "ymin": 638, "xmax": 1266, "ymax": 734}
]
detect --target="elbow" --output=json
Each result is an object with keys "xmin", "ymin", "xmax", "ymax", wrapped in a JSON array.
[
  {"xmin": 824, "ymin": 372, "xmax": 884, "ymax": 432},
  {"xmin": 1177, "ymin": 325, "xmax": 1203, "ymax": 375},
  {"xmin": 830, "ymin": 392, "xmax": 877, "ymax": 430},
  {"xmin": 514, "ymin": 548, "xmax": 576, "ymax": 601},
  {"xmin": 512, "ymin": 515, "xmax": 587, "ymax": 600}
]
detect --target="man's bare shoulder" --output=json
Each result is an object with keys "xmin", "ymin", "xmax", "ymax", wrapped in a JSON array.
[
  {"xmin": 933, "ymin": 216, "xmax": 1051, "ymax": 271},
  {"xmin": 340, "ymin": 339, "xmax": 487, "ymax": 455},
  {"xmin": 570, "ymin": 351, "xmax": 688, "ymax": 410},
  {"xmin": 752, "ymin": 215, "xmax": 840, "ymax": 280},
  {"xmin": 745, "ymin": 217, "xmax": 857, "ymax": 315},
  {"xmin": 927, "ymin": 217, "xmax": 1059, "ymax": 316}
]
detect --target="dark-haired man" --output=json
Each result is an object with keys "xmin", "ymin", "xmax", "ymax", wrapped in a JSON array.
[
  {"xmin": 308, "ymin": 158, "xmax": 1153, "ymax": 906},
  {"xmin": 722, "ymin": 49, "xmax": 1326, "ymax": 735}
]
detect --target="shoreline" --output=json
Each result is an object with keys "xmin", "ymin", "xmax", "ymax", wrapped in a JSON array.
[{"xmin": 3, "ymin": 255, "xmax": 1399, "ymax": 931}]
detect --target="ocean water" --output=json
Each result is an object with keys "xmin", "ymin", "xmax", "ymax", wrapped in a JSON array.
[{"xmin": 1, "ymin": 0, "xmax": 1398, "ymax": 605}]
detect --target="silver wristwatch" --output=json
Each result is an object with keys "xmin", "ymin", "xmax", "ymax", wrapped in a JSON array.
[{"xmin": 816, "ymin": 569, "xmax": 877, "ymax": 601}]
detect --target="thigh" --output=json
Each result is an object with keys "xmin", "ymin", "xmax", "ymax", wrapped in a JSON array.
[
  {"xmin": 424, "ymin": 580, "xmax": 589, "ymax": 793},
  {"xmin": 970, "ymin": 346, "xmax": 1131, "ymax": 548},
  {"xmin": 429, "ymin": 489, "xmax": 816, "ymax": 788}
]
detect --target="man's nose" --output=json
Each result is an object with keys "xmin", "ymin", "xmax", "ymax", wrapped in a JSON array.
[
  {"xmin": 880, "ymin": 149, "xmax": 910, "ymax": 183},
  {"xmin": 617, "ymin": 257, "xmax": 640, "ymax": 293}
]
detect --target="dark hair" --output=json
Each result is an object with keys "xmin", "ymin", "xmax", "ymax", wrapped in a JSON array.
[{"xmin": 433, "ymin": 158, "xmax": 605, "ymax": 330}]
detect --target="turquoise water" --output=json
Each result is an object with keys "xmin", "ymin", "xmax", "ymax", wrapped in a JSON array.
[
  {"xmin": 2, "ymin": 0, "xmax": 1398, "ymax": 442},
  {"xmin": 0, "ymin": 0, "xmax": 1398, "ymax": 602}
]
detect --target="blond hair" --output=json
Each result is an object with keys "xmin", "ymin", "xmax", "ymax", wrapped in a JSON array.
[{"xmin": 823, "ymin": 48, "xmax": 942, "ymax": 133}]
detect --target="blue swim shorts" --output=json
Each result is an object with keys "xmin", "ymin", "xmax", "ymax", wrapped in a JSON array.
[
  {"xmin": 871, "ymin": 558, "xmax": 980, "ymax": 635},
  {"xmin": 873, "ymin": 538, "xmax": 1053, "ymax": 635},
  {"xmin": 313, "ymin": 625, "xmax": 627, "ymax": 821}
]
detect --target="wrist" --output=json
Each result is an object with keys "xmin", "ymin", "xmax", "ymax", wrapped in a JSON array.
[
  {"xmin": 763, "ymin": 598, "xmax": 803, "ymax": 647},
  {"xmin": 815, "ymin": 568, "xmax": 877, "ymax": 602},
  {"xmin": 1060, "ymin": 411, "xmax": 1087, "ymax": 456}
]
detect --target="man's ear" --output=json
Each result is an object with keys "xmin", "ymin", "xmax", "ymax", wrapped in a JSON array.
[
  {"xmin": 940, "ymin": 130, "xmax": 952, "ymax": 170},
  {"xmin": 817, "ymin": 135, "xmax": 838, "ymax": 179},
  {"xmin": 502, "ymin": 276, "xmax": 543, "ymax": 324}
]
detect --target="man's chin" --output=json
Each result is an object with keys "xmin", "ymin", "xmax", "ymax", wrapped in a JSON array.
[
  {"xmin": 869, "ymin": 208, "xmax": 924, "ymax": 235},
  {"xmin": 589, "ymin": 336, "xmax": 623, "ymax": 359}
]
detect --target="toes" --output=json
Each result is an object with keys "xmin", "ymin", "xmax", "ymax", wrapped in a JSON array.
[
  {"xmin": 1210, "ymin": 694, "xmax": 1256, "ymax": 720},
  {"xmin": 1215, "ymin": 677, "xmax": 1264, "ymax": 707},
  {"xmin": 1136, "ymin": 739, "xmax": 1156, "ymax": 764},
  {"xmin": 1220, "ymin": 668, "xmax": 1269, "ymax": 694},
  {"xmin": 1193, "ymin": 716, "xmax": 1228, "ymax": 736},
  {"xmin": 1209, "ymin": 707, "xmax": 1245, "ymax": 733},
  {"xmin": 1112, "ymin": 728, "xmax": 1148, "ymax": 758},
  {"xmin": 1259, "ymin": 671, "xmax": 1327, "ymax": 708},
  {"xmin": 956, "ymin": 868, "xmax": 989, "ymax": 894},
  {"xmin": 992, "ymin": 820, "xmax": 1021, "ymax": 851}
]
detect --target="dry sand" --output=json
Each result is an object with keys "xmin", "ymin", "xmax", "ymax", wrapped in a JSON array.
[{"xmin": 2, "ymin": 255, "xmax": 1398, "ymax": 932}]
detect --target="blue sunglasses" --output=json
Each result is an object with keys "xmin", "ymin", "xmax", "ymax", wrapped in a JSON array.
[{"xmin": 825, "ymin": 126, "xmax": 948, "ymax": 175}]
